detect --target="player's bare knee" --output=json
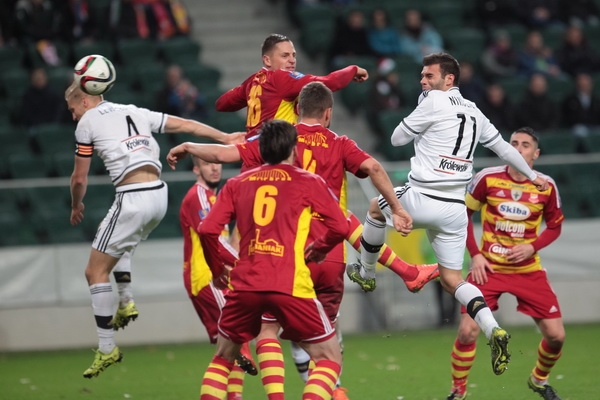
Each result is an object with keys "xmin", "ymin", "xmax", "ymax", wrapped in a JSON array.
[{"xmin": 368, "ymin": 197, "xmax": 385, "ymax": 221}]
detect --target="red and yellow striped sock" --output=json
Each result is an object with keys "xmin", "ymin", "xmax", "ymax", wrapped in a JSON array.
[
  {"xmin": 346, "ymin": 213, "xmax": 417, "ymax": 281},
  {"xmin": 256, "ymin": 338, "xmax": 285, "ymax": 400},
  {"xmin": 532, "ymin": 338, "xmax": 562, "ymax": 382},
  {"xmin": 450, "ymin": 339, "xmax": 476, "ymax": 393},
  {"xmin": 302, "ymin": 359, "xmax": 340, "ymax": 400},
  {"xmin": 226, "ymin": 364, "xmax": 245, "ymax": 400},
  {"xmin": 200, "ymin": 355, "xmax": 234, "ymax": 400}
]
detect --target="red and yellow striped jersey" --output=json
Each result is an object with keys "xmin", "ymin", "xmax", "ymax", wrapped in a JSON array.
[{"xmin": 467, "ymin": 165, "xmax": 564, "ymax": 273}]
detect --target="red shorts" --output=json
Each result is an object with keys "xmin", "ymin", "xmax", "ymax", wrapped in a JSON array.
[
  {"xmin": 262, "ymin": 259, "xmax": 344, "ymax": 324},
  {"xmin": 462, "ymin": 269, "xmax": 562, "ymax": 319},
  {"xmin": 185, "ymin": 277, "xmax": 225, "ymax": 344},
  {"xmin": 219, "ymin": 291, "xmax": 335, "ymax": 344}
]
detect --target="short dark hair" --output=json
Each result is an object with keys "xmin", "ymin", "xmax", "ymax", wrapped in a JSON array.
[
  {"xmin": 261, "ymin": 34, "xmax": 291, "ymax": 56},
  {"xmin": 512, "ymin": 126, "xmax": 539, "ymax": 144},
  {"xmin": 258, "ymin": 120, "xmax": 298, "ymax": 164},
  {"xmin": 298, "ymin": 82, "xmax": 333, "ymax": 119},
  {"xmin": 423, "ymin": 52, "xmax": 461, "ymax": 85}
]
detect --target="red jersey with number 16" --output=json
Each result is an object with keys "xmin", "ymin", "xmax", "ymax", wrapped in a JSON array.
[{"xmin": 215, "ymin": 66, "xmax": 359, "ymax": 137}]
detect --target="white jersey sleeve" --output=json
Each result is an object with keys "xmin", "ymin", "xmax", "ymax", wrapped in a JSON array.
[
  {"xmin": 74, "ymin": 101, "xmax": 167, "ymax": 185},
  {"xmin": 393, "ymin": 88, "xmax": 504, "ymax": 199}
]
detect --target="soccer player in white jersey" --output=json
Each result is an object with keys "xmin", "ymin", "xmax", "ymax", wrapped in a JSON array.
[
  {"xmin": 64, "ymin": 82, "xmax": 243, "ymax": 379},
  {"xmin": 346, "ymin": 53, "xmax": 550, "ymax": 377}
]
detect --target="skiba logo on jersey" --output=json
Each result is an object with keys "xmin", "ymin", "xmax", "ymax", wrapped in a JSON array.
[{"xmin": 497, "ymin": 201, "xmax": 530, "ymax": 221}]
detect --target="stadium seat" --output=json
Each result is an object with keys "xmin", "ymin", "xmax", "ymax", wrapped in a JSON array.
[
  {"xmin": 0, "ymin": 46, "xmax": 25, "ymax": 71},
  {"xmin": 339, "ymin": 81, "xmax": 371, "ymax": 114},
  {"xmin": 72, "ymin": 40, "xmax": 116, "ymax": 64},
  {"xmin": 30, "ymin": 123, "xmax": 75, "ymax": 156},
  {"xmin": 212, "ymin": 111, "xmax": 246, "ymax": 133},
  {"xmin": 1, "ymin": 69, "xmax": 30, "ymax": 100},
  {"xmin": 46, "ymin": 66, "xmax": 73, "ymax": 94},
  {"xmin": 134, "ymin": 63, "xmax": 166, "ymax": 94},
  {"xmin": 428, "ymin": 3, "xmax": 467, "ymax": 34},
  {"xmin": 6, "ymin": 153, "xmax": 53, "ymax": 179},
  {"xmin": 37, "ymin": 213, "xmax": 89, "ymax": 244},
  {"xmin": 538, "ymin": 133, "xmax": 579, "ymax": 155},
  {"xmin": 22, "ymin": 187, "xmax": 71, "ymax": 223},
  {"xmin": 497, "ymin": 76, "xmax": 528, "ymax": 103},
  {"xmin": 183, "ymin": 63, "xmax": 223, "ymax": 92},
  {"xmin": 376, "ymin": 109, "xmax": 415, "ymax": 161},
  {"xmin": 115, "ymin": 38, "xmax": 160, "ymax": 67},
  {"xmin": 50, "ymin": 151, "xmax": 76, "ymax": 177},
  {"xmin": 298, "ymin": 19, "xmax": 336, "ymax": 59},
  {"xmin": 160, "ymin": 36, "xmax": 202, "ymax": 65},
  {"xmin": 444, "ymin": 28, "xmax": 486, "ymax": 54}
]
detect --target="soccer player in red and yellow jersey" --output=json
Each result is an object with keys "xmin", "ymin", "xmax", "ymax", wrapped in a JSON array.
[
  {"xmin": 215, "ymin": 33, "xmax": 368, "ymax": 138},
  {"xmin": 197, "ymin": 120, "xmax": 349, "ymax": 400},
  {"xmin": 180, "ymin": 156, "xmax": 255, "ymax": 399},
  {"xmin": 447, "ymin": 127, "xmax": 565, "ymax": 400}
]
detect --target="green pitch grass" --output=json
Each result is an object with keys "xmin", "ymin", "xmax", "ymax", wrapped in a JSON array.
[{"xmin": 1, "ymin": 323, "xmax": 597, "ymax": 399}]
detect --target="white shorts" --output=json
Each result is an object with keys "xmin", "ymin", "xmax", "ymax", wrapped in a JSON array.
[
  {"xmin": 92, "ymin": 181, "xmax": 168, "ymax": 257},
  {"xmin": 378, "ymin": 184, "xmax": 467, "ymax": 270}
]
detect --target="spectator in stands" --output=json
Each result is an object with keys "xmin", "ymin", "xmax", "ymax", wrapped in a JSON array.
[
  {"xmin": 559, "ymin": 0, "xmax": 600, "ymax": 27},
  {"xmin": 561, "ymin": 73, "xmax": 600, "ymax": 137},
  {"xmin": 398, "ymin": 9, "xmax": 443, "ymax": 64},
  {"xmin": 328, "ymin": 8, "xmax": 375, "ymax": 70},
  {"xmin": 156, "ymin": 64, "xmax": 184, "ymax": 115},
  {"xmin": 13, "ymin": 0, "xmax": 66, "ymax": 66},
  {"xmin": 479, "ymin": 83, "xmax": 515, "ymax": 133},
  {"xmin": 0, "ymin": 0, "xmax": 17, "ymax": 45},
  {"xmin": 481, "ymin": 29, "xmax": 519, "ymax": 80},
  {"xmin": 515, "ymin": 73, "xmax": 560, "ymax": 131},
  {"xmin": 517, "ymin": 30, "xmax": 563, "ymax": 79},
  {"xmin": 474, "ymin": 0, "xmax": 518, "ymax": 30},
  {"xmin": 111, "ymin": 0, "xmax": 191, "ymax": 40},
  {"xmin": 155, "ymin": 64, "xmax": 207, "ymax": 122},
  {"xmin": 20, "ymin": 67, "xmax": 64, "ymax": 128},
  {"xmin": 366, "ymin": 58, "xmax": 406, "ymax": 136},
  {"xmin": 458, "ymin": 60, "xmax": 486, "ymax": 104},
  {"xmin": 555, "ymin": 24, "xmax": 600, "ymax": 77},
  {"xmin": 367, "ymin": 8, "xmax": 402, "ymax": 58},
  {"xmin": 517, "ymin": 0, "xmax": 562, "ymax": 29}
]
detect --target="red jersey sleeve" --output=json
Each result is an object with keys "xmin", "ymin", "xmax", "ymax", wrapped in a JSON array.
[
  {"xmin": 305, "ymin": 175, "xmax": 349, "ymax": 253},
  {"xmin": 215, "ymin": 79, "xmax": 250, "ymax": 111},
  {"xmin": 236, "ymin": 140, "xmax": 263, "ymax": 172},
  {"xmin": 273, "ymin": 65, "xmax": 358, "ymax": 99},
  {"xmin": 340, "ymin": 136, "xmax": 370, "ymax": 179},
  {"xmin": 198, "ymin": 182, "xmax": 238, "ymax": 276}
]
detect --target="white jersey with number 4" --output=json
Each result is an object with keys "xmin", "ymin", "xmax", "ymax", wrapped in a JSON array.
[
  {"xmin": 74, "ymin": 100, "xmax": 167, "ymax": 185},
  {"xmin": 392, "ymin": 87, "xmax": 503, "ymax": 200}
]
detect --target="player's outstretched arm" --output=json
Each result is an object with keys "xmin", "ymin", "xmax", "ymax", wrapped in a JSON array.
[
  {"xmin": 163, "ymin": 115, "xmax": 245, "ymax": 144},
  {"xmin": 167, "ymin": 143, "xmax": 241, "ymax": 170}
]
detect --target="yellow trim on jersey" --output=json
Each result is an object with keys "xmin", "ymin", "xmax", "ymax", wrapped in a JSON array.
[
  {"xmin": 292, "ymin": 206, "xmax": 316, "ymax": 299},
  {"xmin": 273, "ymin": 100, "xmax": 298, "ymax": 124},
  {"xmin": 189, "ymin": 226, "xmax": 212, "ymax": 295}
]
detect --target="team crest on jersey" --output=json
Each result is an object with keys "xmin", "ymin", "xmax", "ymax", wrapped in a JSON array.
[
  {"xmin": 511, "ymin": 189, "xmax": 522, "ymax": 201},
  {"xmin": 289, "ymin": 71, "xmax": 305, "ymax": 79},
  {"xmin": 198, "ymin": 209, "xmax": 209, "ymax": 219},
  {"xmin": 529, "ymin": 193, "xmax": 539, "ymax": 203}
]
